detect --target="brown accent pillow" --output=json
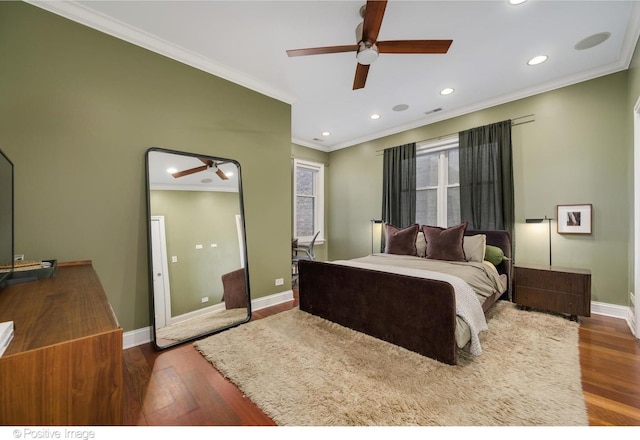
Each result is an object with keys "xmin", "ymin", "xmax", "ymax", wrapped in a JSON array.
[
  {"xmin": 422, "ymin": 222, "xmax": 468, "ymax": 261},
  {"xmin": 384, "ymin": 223, "xmax": 419, "ymax": 256}
]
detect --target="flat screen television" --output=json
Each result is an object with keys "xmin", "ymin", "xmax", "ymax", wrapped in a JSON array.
[{"xmin": 0, "ymin": 149, "xmax": 14, "ymax": 286}]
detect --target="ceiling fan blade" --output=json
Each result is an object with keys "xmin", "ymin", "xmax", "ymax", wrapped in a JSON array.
[
  {"xmin": 172, "ymin": 165, "xmax": 208, "ymax": 178},
  {"xmin": 353, "ymin": 63, "xmax": 370, "ymax": 90},
  {"xmin": 198, "ymin": 157, "xmax": 214, "ymax": 166},
  {"xmin": 215, "ymin": 167, "xmax": 229, "ymax": 180},
  {"xmin": 361, "ymin": 0, "xmax": 388, "ymax": 43},
  {"xmin": 377, "ymin": 40, "xmax": 453, "ymax": 54},
  {"xmin": 287, "ymin": 45, "xmax": 358, "ymax": 57}
]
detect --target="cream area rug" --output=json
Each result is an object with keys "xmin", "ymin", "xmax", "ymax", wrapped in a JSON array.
[
  {"xmin": 156, "ymin": 308, "xmax": 248, "ymax": 341},
  {"xmin": 194, "ymin": 301, "xmax": 587, "ymax": 426}
]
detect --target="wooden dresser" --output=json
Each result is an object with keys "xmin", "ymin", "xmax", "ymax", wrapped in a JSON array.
[
  {"xmin": 513, "ymin": 264, "xmax": 591, "ymax": 320},
  {"xmin": 0, "ymin": 261, "xmax": 122, "ymax": 425}
]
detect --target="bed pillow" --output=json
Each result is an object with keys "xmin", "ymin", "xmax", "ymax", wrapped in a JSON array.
[
  {"xmin": 422, "ymin": 222, "xmax": 468, "ymax": 261},
  {"xmin": 485, "ymin": 244, "xmax": 510, "ymax": 266},
  {"xmin": 463, "ymin": 234, "xmax": 486, "ymax": 263},
  {"xmin": 416, "ymin": 231, "xmax": 427, "ymax": 257},
  {"xmin": 384, "ymin": 223, "xmax": 419, "ymax": 256}
]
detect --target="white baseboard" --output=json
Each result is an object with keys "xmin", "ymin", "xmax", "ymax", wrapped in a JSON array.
[
  {"xmin": 590, "ymin": 300, "xmax": 629, "ymax": 319},
  {"xmin": 123, "ymin": 297, "xmax": 635, "ymax": 349},
  {"xmin": 123, "ymin": 326, "xmax": 153, "ymax": 350},
  {"xmin": 122, "ymin": 289, "xmax": 295, "ymax": 350}
]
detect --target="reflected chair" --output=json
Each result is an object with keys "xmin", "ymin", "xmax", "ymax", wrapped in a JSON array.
[
  {"xmin": 292, "ymin": 231, "xmax": 320, "ymax": 285},
  {"xmin": 221, "ymin": 268, "xmax": 248, "ymax": 309}
]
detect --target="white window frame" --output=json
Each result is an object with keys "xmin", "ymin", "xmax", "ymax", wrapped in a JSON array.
[
  {"xmin": 416, "ymin": 136, "xmax": 459, "ymax": 227},
  {"xmin": 293, "ymin": 158, "xmax": 324, "ymax": 244}
]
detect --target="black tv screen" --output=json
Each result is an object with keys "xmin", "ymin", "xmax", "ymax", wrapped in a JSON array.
[{"xmin": 0, "ymin": 149, "xmax": 13, "ymax": 285}]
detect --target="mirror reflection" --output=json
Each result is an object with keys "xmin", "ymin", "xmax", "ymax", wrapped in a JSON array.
[{"xmin": 146, "ymin": 147, "xmax": 250, "ymax": 349}]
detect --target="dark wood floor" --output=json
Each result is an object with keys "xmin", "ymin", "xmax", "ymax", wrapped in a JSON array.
[{"xmin": 122, "ymin": 290, "xmax": 640, "ymax": 426}]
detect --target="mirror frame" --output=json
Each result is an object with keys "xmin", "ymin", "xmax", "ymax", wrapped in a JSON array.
[{"xmin": 145, "ymin": 146, "xmax": 251, "ymax": 350}]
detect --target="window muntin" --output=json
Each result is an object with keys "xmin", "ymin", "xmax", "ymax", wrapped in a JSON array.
[
  {"xmin": 415, "ymin": 138, "xmax": 460, "ymax": 228},
  {"xmin": 294, "ymin": 159, "xmax": 324, "ymax": 242}
]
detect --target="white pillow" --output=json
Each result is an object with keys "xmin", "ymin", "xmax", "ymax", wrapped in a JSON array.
[
  {"xmin": 463, "ymin": 234, "xmax": 486, "ymax": 263},
  {"xmin": 416, "ymin": 231, "xmax": 427, "ymax": 257}
]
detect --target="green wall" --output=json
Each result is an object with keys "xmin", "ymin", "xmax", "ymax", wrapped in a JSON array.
[
  {"xmin": 328, "ymin": 71, "xmax": 630, "ymax": 306},
  {"xmin": 0, "ymin": 2, "xmax": 292, "ymax": 332},
  {"xmin": 150, "ymin": 190, "xmax": 242, "ymax": 317}
]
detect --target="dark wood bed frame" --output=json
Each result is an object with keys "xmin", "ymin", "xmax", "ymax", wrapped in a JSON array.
[{"xmin": 298, "ymin": 230, "xmax": 512, "ymax": 365}]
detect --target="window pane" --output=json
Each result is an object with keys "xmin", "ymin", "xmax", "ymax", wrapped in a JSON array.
[
  {"xmin": 447, "ymin": 149, "xmax": 459, "ymax": 185},
  {"xmin": 416, "ymin": 153, "xmax": 439, "ymax": 188},
  {"xmin": 296, "ymin": 168, "xmax": 314, "ymax": 196},
  {"xmin": 296, "ymin": 196, "xmax": 314, "ymax": 236},
  {"xmin": 416, "ymin": 188, "xmax": 437, "ymax": 226},
  {"xmin": 447, "ymin": 186, "xmax": 460, "ymax": 227}
]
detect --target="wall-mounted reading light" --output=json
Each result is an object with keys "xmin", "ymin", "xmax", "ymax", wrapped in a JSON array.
[{"xmin": 525, "ymin": 216, "xmax": 553, "ymax": 266}]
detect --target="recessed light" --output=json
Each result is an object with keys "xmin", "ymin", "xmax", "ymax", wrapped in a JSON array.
[
  {"xmin": 201, "ymin": 178, "xmax": 213, "ymax": 184},
  {"xmin": 321, "ymin": 131, "xmax": 331, "ymax": 136},
  {"xmin": 370, "ymin": 113, "xmax": 381, "ymax": 120},
  {"xmin": 167, "ymin": 167, "xmax": 177, "ymax": 174},
  {"xmin": 575, "ymin": 32, "xmax": 611, "ymax": 50},
  {"xmin": 509, "ymin": 0, "xmax": 527, "ymax": 5},
  {"xmin": 527, "ymin": 55, "xmax": 548, "ymax": 66},
  {"xmin": 440, "ymin": 87, "xmax": 455, "ymax": 95},
  {"xmin": 392, "ymin": 104, "xmax": 409, "ymax": 112}
]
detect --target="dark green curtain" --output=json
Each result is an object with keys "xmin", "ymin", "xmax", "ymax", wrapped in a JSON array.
[
  {"xmin": 459, "ymin": 120, "xmax": 514, "ymax": 239},
  {"xmin": 382, "ymin": 143, "xmax": 416, "ymax": 228}
]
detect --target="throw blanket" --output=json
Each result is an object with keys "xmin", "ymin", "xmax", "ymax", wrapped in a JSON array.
[{"xmin": 331, "ymin": 259, "xmax": 489, "ymax": 356}]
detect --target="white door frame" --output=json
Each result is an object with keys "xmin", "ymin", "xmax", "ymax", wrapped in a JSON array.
[
  {"xmin": 632, "ymin": 98, "xmax": 640, "ymax": 338},
  {"xmin": 151, "ymin": 216, "xmax": 172, "ymax": 328}
]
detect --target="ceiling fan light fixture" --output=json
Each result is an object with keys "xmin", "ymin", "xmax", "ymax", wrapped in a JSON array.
[{"xmin": 356, "ymin": 41, "xmax": 379, "ymax": 65}]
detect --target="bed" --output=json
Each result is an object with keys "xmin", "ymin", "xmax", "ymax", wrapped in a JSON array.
[{"xmin": 297, "ymin": 224, "xmax": 512, "ymax": 365}]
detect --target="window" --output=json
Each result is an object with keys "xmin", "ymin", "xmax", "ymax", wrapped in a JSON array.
[
  {"xmin": 294, "ymin": 159, "xmax": 324, "ymax": 242},
  {"xmin": 415, "ymin": 137, "xmax": 460, "ymax": 227}
]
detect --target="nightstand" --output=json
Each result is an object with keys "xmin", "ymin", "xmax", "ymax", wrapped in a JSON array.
[{"xmin": 513, "ymin": 264, "xmax": 591, "ymax": 320}]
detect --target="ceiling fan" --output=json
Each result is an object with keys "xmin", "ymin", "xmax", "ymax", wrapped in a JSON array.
[
  {"xmin": 286, "ymin": 0, "xmax": 453, "ymax": 90},
  {"xmin": 171, "ymin": 157, "xmax": 229, "ymax": 180}
]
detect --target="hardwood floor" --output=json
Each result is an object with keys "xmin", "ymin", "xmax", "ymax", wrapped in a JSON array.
[{"xmin": 122, "ymin": 290, "xmax": 640, "ymax": 426}]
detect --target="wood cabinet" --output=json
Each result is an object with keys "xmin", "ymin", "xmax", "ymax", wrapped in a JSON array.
[
  {"xmin": 0, "ymin": 261, "xmax": 122, "ymax": 425},
  {"xmin": 513, "ymin": 264, "xmax": 591, "ymax": 319}
]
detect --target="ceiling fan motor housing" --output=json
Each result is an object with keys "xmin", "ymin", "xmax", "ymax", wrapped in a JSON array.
[{"xmin": 356, "ymin": 41, "xmax": 379, "ymax": 65}]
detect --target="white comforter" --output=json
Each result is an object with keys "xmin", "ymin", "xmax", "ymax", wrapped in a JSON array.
[{"xmin": 329, "ymin": 254, "xmax": 504, "ymax": 356}]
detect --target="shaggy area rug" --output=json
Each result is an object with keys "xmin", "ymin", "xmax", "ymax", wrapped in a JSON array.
[
  {"xmin": 194, "ymin": 301, "xmax": 587, "ymax": 426},
  {"xmin": 156, "ymin": 308, "xmax": 248, "ymax": 341}
]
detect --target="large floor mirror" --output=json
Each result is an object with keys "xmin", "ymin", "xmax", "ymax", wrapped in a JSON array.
[{"xmin": 145, "ymin": 147, "xmax": 251, "ymax": 349}]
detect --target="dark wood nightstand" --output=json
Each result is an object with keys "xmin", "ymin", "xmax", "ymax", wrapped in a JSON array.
[{"xmin": 513, "ymin": 264, "xmax": 591, "ymax": 320}]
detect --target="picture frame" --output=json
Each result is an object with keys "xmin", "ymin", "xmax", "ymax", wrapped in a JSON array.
[{"xmin": 557, "ymin": 204, "xmax": 592, "ymax": 234}]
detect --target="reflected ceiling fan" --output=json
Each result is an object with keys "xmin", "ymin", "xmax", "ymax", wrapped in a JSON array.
[
  {"xmin": 171, "ymin": 157, "xmax": 229, "ymax": 180},
  {"xmin": 286, "ymin": 0, "xmax": 453, "ymax": 90}
]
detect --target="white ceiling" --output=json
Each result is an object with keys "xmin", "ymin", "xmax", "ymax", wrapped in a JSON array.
[
  {"xmin": 147, "ymin": 149, "xmax": 240, "ymax": 191},
  {"xmin": 30, "ymin": 0, "xmax": 640, "ymax": 151}
]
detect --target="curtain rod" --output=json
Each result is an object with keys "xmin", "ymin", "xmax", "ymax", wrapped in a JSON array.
[{"xmin": 375, "ymin": 114, "xmax": 535, "ymax": 153}]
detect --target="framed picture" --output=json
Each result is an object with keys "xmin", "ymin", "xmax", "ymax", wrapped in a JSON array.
[{"xmin": 557, "ymin": 204, "xmax": 592, "ymax": 234}]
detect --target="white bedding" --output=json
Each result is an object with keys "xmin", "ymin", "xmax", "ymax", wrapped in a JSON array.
[{"xmin": 329, "ymin": 253, "xmax": 507, "ymax": 356}]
